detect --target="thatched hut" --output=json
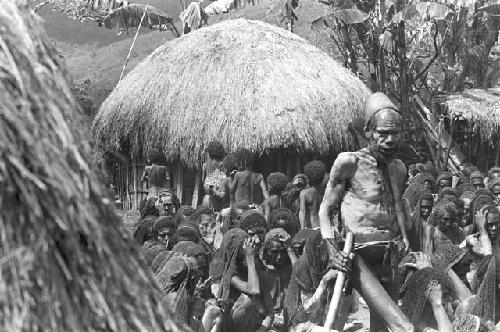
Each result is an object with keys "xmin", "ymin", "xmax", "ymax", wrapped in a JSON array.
[
  {"xmin": 93, "ymin": 19, "xmax": 370, "ymax": 208},
  {"xmin": 444, "ymin": 88, "xmax": 500, "ymax": 168},
  {"xmin": 0, "ymin": 1, "xmax": 183, "ymax": 330}
]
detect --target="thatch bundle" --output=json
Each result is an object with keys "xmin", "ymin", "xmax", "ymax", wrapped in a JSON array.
[
  {"xmin": 0, "ymin": 1, "xmax": 183, "ymax": 331},
  {"xmin": 445, "ymin": 88, "xmax": 500, "ymax": 144},
  {"xmin": 93, "ymin": 19, "xmax": 370, "ymax": 168}
]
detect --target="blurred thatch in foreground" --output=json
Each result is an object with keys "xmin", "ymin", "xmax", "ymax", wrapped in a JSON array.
[{"xmin": 0, "ymin": 1, "xmax": 184, "ymax": 330}]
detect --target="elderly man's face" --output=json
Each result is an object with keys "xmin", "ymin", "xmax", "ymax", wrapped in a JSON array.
[
  {"xmin": 369, "ymin": 109, "xmax": 402, "ymax": 157},
  {"xmin": 158, "ymin": 195, "xmax": 175, "ymax": 216}
]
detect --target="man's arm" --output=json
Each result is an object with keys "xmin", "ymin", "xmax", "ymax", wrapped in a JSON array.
[
  {"xmin": 319, "ymin": 153, "xmax": 356, "ymax": 239},
  {"xmin": 230, "ymin": 172, "xmax": 240, "ymax": 196},
  {"xmin": 390, "ymin": 160, "xmax": 410, "ymax": 251},
  {"xmin": 318, "ymin": 153, "xmax": 356, "ymax": 273},
  {"xmin": 299, "ymin": 191, "xmax": 307, "ymax": 230},
  {"xmin": 258, "ymin": 174, "xmax": 269, "ymax": 200},
  {"xmin": 263, "ymin": 198, "xmax": 271, "ymax": 222}
]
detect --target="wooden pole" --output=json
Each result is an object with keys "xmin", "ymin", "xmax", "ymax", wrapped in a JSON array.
[
  {"xmin": 323, "ymin": 232, "xmax": 354, "ymax": 330},
  {"xmin": 295, "ymin": 156, "xmax": 301, "ymax": 175},
  {"xmin": 192, "ymin": 170, "xmax": 200, "ymax": 208},
  {"xmin": 443, "ymin": 117, "xmax": 455, "ymax": 171},
  {"xmin": 277, "ymin": 152, "xmax": 284, "ymax": 172},
  {"xmin": 133, "ymin": 154, "xmax": 138, "ymax": 210},
  {"xmin": 495, "ymin": 137, "xmax": 500, "ymax": 166},
  {"xmin": 286, "ymin": 154, "xmax": 294, "ymax": 178},
  {"xmin": 176, "ymin": 161, "xmax": 184, "ymax": 203}
]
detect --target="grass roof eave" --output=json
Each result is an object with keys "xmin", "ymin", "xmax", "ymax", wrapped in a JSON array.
[{"xmin": 445, "ymin": 88, "xmax": 500, "ymax": 144}]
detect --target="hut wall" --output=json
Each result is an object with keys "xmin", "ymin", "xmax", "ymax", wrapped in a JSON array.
[
  {"xmin": 110, "ymin": 156, "xmax": 199, "ymax": 210},
  {"xmin": 108, "ymin": 149, "xmax": 338, "ymax": 211}
]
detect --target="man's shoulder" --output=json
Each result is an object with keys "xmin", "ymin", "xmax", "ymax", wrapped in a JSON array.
[{"xmin": 334, "ymin": 152, "xmax": 359, "ymax": 167}]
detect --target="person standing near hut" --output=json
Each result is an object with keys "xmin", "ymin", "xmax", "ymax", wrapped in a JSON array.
[
  {"xmin": 299, "ymin": 161, "xmax": 327, "ymax": 229},
  {"xmin": 203, "ymin": 141, "xmax": 228, "ymax": 211},
  {"xmin": 263, "ymin": 172, "xmax": 290, "ymax": 223},
  {"xmin": 319, "ymin": 92, "xmax": 413, "ymax": 332},
  {"xmin": 231, "ymin": 148, "xmax": 269, "ymax": 205},
  {"xmin": 141, "ymin": 148, "xmax": 172, "ymax": 198}
]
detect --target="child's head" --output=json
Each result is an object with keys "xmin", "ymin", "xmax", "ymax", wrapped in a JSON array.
[
  {"xmin": 222, "ymin": 153, "xmax": 238, "ymax": 176},
  {"xmin": 206, "ymin": 141, "xmax": 225, "ymax": 162},
  {"xmin": 267, "ymin": 172, "xmax": 289, "ymax": 195},
  {"xmin": 304, "ymin": 160, "xmax": 326, "ymax": 186},
  {"xmin": 235, "ymin": 148, "xmax": 255, "ymax": 170},
  {"xmin": 147, "ymin": 148, "xmax": 163, "ymax": 164}
]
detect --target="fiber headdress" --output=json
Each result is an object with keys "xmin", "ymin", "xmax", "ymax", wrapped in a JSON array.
[
  {"xmin": 431, "ymin": 243, "xmax": 466, "ymax": 273},
  {"xmin": 470, "ymin": 255, "xmax": 496, "ymax": 321},
  {"xmin": 264, "ymin": 228, "xmax": 291, "ymax": 244},
  {"xmin": 269, "ymin": 208, "xmax": 300, "ymax": 237},
  {"xmin": 284, "ymin": 230, "xmax": 331, "ymax": 327},
  {"xmin": 154, "ymin": 216, "xmax": 176, "ymax": 234},
  {"xmin": 151, "ymin": 250, "xmax": 174, "ymax": 274},
  {"xmin": 401, "ymin": 267, "xmax": 453, "ymax": 324},
  {"xmin": 155, "ymin": 254, "xmax": 198, "ymax": 325},
  {"xmin": 292, "ymin": 229, "xmax": 316, "ymax": 245},
  {"xmin": 172, "ymin": 241, "xmax": 207, "ymax": 258},
  {"xmin": 452, "ymin": 314, "xmax": 481, "ymax": 332},
  {"xmin": 213, "ymin": 228, "xmax": 249, "ymax": 301},
  {"xmin": 239, "ymin": 210, "xmax": 267, "ymax": 232}
]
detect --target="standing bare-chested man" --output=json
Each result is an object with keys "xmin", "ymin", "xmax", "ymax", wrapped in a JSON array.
[{"xmin": 319, "ymin": 92, "xmax": 413, "ymax": 332}]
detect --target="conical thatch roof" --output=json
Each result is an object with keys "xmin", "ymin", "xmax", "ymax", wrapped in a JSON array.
[
  {"xmin": 445, "ymin": 88, "xmax": 500, "ymax": 144},
  {"xmin": 94, "ymin": 19, "xmax": 370, "ymax": 168},
  {"xmin": 0, "ymin": 1, "xmax": 183, "ymax": 331}
]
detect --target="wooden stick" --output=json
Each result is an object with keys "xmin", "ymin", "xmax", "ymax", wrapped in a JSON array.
[
  {"xmin": 192, "ymin": 169, "xmax": 200, "ymax": 208},
  {"xmin": 323, "ymin": 231, "xmax": 354, "ymax": 331},
  {"xmin": 119, "ymin": 3, "xmax": 149, "ymax": 82}
]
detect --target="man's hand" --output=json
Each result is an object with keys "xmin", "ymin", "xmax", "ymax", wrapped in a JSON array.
[
  {"xmin": 325, "ymin": 239, "xmax": 352, "ymax": 273},
  {"xmin": 476, "ymin": 206, "xmax": 488, "ymax": 231}
]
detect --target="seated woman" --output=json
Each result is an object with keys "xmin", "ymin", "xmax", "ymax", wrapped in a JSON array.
[
  {"xmin": 211, "ymin": 227, "xmax": 261, "ymax": 332},
  {"xmin": 155, "ymin": 253, "xmax": 218, "ymax": 331},
  {"xmin": 175, "ymin": 221, "xmax": 216, "ymax": 258},
  {"xmin": 401, "ymin": 267, "xmax": 455, "ymax": 332},
  {"xmin": 263, "ymin": 172, "xmax": 290, "ymax": 222},
  {"xmin": 290, "ymin": 229, "xmax": 316, "ymax": 258},
  {"xmin": 269, "ymin": 207, "xmax": 300, "ymax": 238},
  {"xmin": 284, "ymin": 230, "xmax": 351, "ymax": 332}
]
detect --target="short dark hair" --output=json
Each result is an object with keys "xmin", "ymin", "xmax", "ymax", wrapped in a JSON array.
[
  {"xmin": 235, "ymin": 148, "xmax": 255, "ymax": 168},
  {"xmin": 206, "ymin": 141, "xmax": 225, "ymax": 160},
  {"xmin": 304, "ymin": 161, "xmax": 326, "ymax": 186}
]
